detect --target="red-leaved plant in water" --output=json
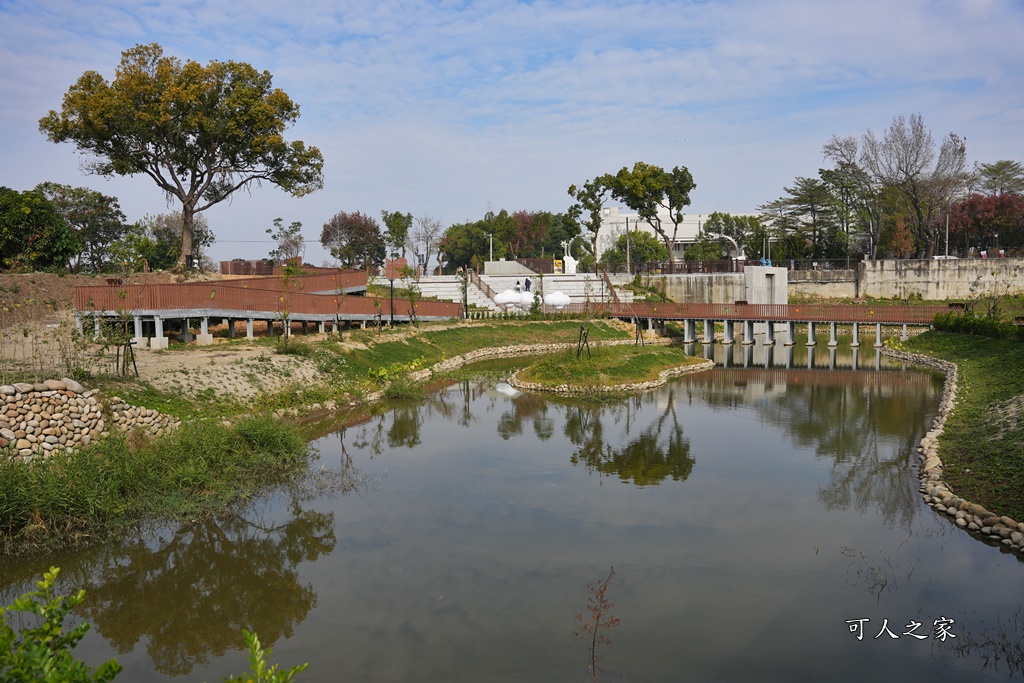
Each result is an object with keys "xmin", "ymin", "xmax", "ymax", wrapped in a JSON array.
[{"xmin": 574, "ymin": 567, "xmax": 620, "ymax": 682}]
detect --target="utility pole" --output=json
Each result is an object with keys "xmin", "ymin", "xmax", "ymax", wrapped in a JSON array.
[{"xmin": 625, "ymin": 217, "xmax": 631, "ymax": 273}]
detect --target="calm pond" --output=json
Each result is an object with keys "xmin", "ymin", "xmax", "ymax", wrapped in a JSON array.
[{"xmin": 2, "ymin": 340, "xmax": 1023, "ymax": 682}]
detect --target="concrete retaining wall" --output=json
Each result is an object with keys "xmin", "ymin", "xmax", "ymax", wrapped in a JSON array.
[{"xmin": 859, "ymin": 258, "xmax": 1024, "ymax": 300}]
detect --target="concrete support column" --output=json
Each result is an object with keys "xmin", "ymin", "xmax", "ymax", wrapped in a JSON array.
[
  {"xmin": 828, "ymin": 322, "xmax": 838, "ymax": 347},
  {"xmin": 246, "ymin": 319, "xmax": 254, "ymax": 340},
  {"xmin": 74, "ymin": 313, "xmax": 84, "ymax": 334},
  {"xmin": 851, "ymin": 323, "xmax": 860, "ymax": 348},
  {"xmin": 302, "ymin": 321, "xmax": 308, "ymax": 334},
  {"xmin": 318, "ymin": 321, "xmax": 325, "ymax": 334},
  {"xmin": 132, "ymin": 315, "xmax": 145, "ymax": 347},
  {"xmin": 722, "ymin": 321, "xmax": 735, "ymax": 345},
  {"xmin": 874, "ymin": 322, "xmax": 883, "ymax": 348},
  {"xmin": 806, "ymin": 321, "xmax": 816, "ymax": 346},
  {"xmin": 901, "ymin": 323, "xmax": 909, "ymax": 341},
  {"xmin": 764, "ymin": 321, "xmax": 776, "ymax": 346},
  {"xmin": 197, "ymin": 317, "xmax": 214, "ymax": 346},
  {"xmin": 742, "ymin": 319, "xmax": 755, "ymax": 345},
  {"xmin": 683, "ymin": 319, "xmax": 696, "ymax": 344},
  {"xmin": 784, "ymin": 321, "xmax": 796, "ymax": 346},
  {"xmin": 807, "ymin": 346, "xmax": 815, "ymax": 369},
  {"xmin": 227, "ymin": 319, "xmax": 236, "ymax": 339},
  {"xmin": 151, "ymin": 316, "xmax": 168, "ymax": 349},
  {"xmin": 93, "ymin": 314, "xmax": 101, "ymax": 339},
  {"xmin": 702, "ymin": 319, "xmax": 714, "ymax": 344}
]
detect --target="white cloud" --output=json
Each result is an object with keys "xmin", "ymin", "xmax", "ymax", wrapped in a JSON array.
[{"xmin": 2, "ymin": 0, "xmax": 1022, "ymax": 265}]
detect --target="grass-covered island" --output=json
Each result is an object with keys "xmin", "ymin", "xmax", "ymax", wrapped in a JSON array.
[{"xmin": 511, "ymin": 344, "xmax": 712, "ymax": 396}]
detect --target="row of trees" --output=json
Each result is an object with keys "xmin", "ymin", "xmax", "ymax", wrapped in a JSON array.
[
  {"xmin": 0, "ymin": 182, "xmax": 215, "ymax": 273},
  {"xmin": 754, "ymin": 114, "xmax": 1023, "ymax": 262},
  {"xmin": 317, "ymin": 211, "xmax": 445, "ymax": 272}
]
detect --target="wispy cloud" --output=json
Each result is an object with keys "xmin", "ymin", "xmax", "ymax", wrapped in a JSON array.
[{"xmin": 2, "ymin": 0, "xmax": 1022, "ymax": 264}]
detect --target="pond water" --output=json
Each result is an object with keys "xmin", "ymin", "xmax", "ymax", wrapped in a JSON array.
[{"xmin": 2, "ymin": 340, "xmax": 1023, "ymax": 682}]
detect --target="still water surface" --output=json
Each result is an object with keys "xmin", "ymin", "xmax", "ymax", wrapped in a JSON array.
[{"xmin": 3, "ymin": 341, "xmax": 1023, "ymax": 682}]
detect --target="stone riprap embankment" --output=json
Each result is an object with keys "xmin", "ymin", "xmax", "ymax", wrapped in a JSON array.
[
  {"xmin": 0, "ymin": 379, "xmax": 180, "ymax": 461},
  {"xmin": 882, "ymin": 349, "xmax": 1024, "ymax": 556}
]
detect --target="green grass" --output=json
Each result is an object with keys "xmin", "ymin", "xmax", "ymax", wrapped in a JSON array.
[
  {"xmin": 90, "ymin": 378, "xmax": 247, "ymax": 420},
  {"xmin": 517, "ymin": 344, "xmax": 702, "ymax": 389},
  {"xmin": 903, "ymin": 331, "xmax": 1024, "ymax": 521},
  {"xmin": 0, "ymin": 415, "xmax": 308, "ymax": 553}
]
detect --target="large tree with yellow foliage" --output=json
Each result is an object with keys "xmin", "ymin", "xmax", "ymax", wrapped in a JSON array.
[{"xmin": 39, "ymin": 43, "xmax": 324, "ymax": 268}]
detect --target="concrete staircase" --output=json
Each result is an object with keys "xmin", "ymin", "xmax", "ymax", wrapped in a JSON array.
[
  {"xmin": 373, "ymin": 275, "xmax": 502, "ymax": 312},
  {"xmin": 372, "ymin": 273, "xmax": 636, "ymax": 313},
  {"xmin": 480, "ymin": 273, "xmax": 636, "ymax": 305}
]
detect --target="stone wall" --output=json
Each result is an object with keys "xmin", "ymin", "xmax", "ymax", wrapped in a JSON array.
[
  {"xmin": 1, "ymin": 379, "xmax": 180, "ymax": 461},
  {"xmin": 859, "ymin": 258, "xmax": 1024, "ymax": 300},
  {"xmin": 788, "ymin": 258, "xmax": 1024, "ymax": 301},
  {"xmin": 643, "ymin": 266, "xmax": 789, "ymax": 305},
  {"xmin": 789, "ymin": 269, "xmax": 858, "ymax": 299}
]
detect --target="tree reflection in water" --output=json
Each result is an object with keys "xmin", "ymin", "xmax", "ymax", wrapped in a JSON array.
[
  {"xmin": 71, "ymin": 500, "xmax": 335, "ymax": 676},
  {"xmin": 685, "ymin": 369, "xmax": 940, "ymax": 529},
  {"xmin": 563, "ymin": 388, "xmax": 694, "ymax": 486}
]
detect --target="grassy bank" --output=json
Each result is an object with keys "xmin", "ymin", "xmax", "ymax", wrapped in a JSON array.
[
  {"xmin": 0, "ymin": 415, "xmax": 307, "ymax": 553},
  {"xmin": 903, "ymin": 331, "xmax": 1024, "ymax": 520},
  {"xmin": 516, "ymin": 344, "xmax": 703, "ymax": 393}
]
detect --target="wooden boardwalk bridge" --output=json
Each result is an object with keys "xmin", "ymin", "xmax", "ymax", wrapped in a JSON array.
[{"xmin": 74, "ymin": 269, "xmax": 951, "ymax": 350}]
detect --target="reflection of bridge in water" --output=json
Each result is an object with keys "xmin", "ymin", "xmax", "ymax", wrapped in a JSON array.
[{"xmin": 685, "ymin": 338, "xmax": 934, "ymax": 374}]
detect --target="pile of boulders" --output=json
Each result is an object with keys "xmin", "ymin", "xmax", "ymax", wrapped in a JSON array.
[
  {"xmin": 0, "ymin": 378, "xmax": 180, "ymax": 461},
  {"xmin": 0, "ymin": 378, "xmax": 103, "ymax": 459},
  {"xmin": 106, "ymin": 399, "xmax": 180, "ymax": 437}
]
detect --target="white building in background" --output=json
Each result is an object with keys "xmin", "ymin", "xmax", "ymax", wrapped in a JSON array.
[{"xmin": 592, "ymin": 206, "xmax": 716, "ymax": 262}]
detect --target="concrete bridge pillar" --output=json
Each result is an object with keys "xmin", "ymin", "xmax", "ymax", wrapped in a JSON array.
[
  {"xmin": 764, "ymin": 321, "xmax": 776, "ymax": 346},
  {"xmin": 851, "ymin": 323, "xmax": 860, "ymax": 348},
  {"xmin": 874, "ymin": 323, "xmax": 883, "ymax": 348},
  {"xmin": 722, "ymin": 321, "xmax": 735, "ymax": 345},
  {"xmin": 901, "ymin": 323, "xmax": 909, "ymax": 341},
  {"xmin": 784, "ymin": 321, "xmax": 796, "ymax": 346},
  {"xmin": 93, "ymin": 314, "xmax": 101, "ymax": 339},
  {"xmin": 246, "ymin": 318, "xmax": 254, "ymax": 340},
  {"xmin": 227, "ymin": 318, "xmax": 236, "ymax": 339},
  {"xmin": 807, "ymin": 345, "xmax": 815, "ymax": 369},
  {"xmin": 742, "ymin": 320, "xmax": 755, "ymax": 345},
  {"xmin": 828, "ymin": 322, "xmax": 838, "ymax": 347},
  {"xmin": 151, "ymin": 316, "xmax": 168, "ymax": 349},
  {"xmin": 318, "ymin": 321, "xmax": 326, "ymax": 334},
  {"xmin": 132, "ymin": 315, "xmax": 146, "ymax": 348},
  {"xmin": 806, "ymin": 321, "xmax": 816, "ymax": 346},
  {"xmin": 703, "ymin": 319, "xmax": 714, "ymax": 344},
  {"xmin": 197, "ymin": 317, "xmax": 214, "ymax": 346},
  {"xmin": 683, "ymin": 319, "xmax": 697, "ymax": 344}
]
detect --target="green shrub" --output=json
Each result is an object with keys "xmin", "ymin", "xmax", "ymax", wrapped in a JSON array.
[
  {"xmin": 1, "ymin": 568, "xmax": 308, "ymax": 683},
  {"xmin": 0, "ymin": 566, "xmax": 122, "ymax": 682},
  {"xmin": 933, "ymin": 312, "xmax": 1024, "ymax": 341}
]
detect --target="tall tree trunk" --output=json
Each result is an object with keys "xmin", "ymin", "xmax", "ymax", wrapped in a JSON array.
[{"xmin": 179, "ymin": 203, "xmax": 195, "ymax": 268}]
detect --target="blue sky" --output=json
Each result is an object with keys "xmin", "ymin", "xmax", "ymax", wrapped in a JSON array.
[{"xmin": 2, "ymin": 0, "xmax": 1022, "ymax": 266}]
